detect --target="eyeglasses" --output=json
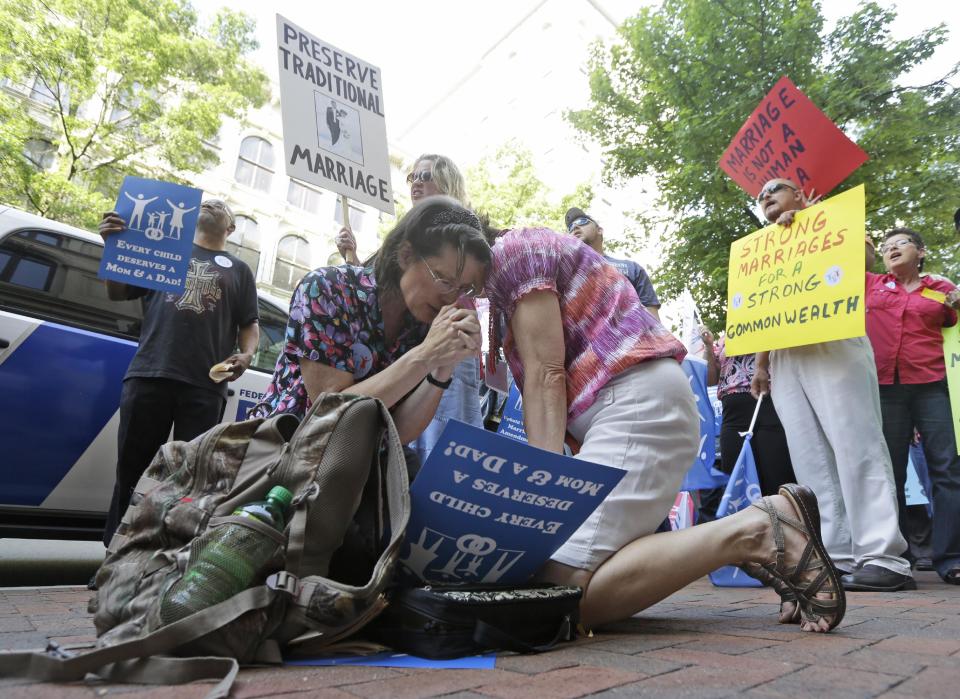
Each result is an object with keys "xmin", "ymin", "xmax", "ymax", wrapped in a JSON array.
[
  {"xmin": 567, "ymin": 216, "xmax": 592, "ymax": 232},
  {"xmin": 879, "ymin": 238, "xmax": 916, "ymax": 254},
  {"xmin": 406, "ymin": 170, "xmax": 434, "ymax": 185},
  {"xmin": 756, "ymin": 182, "xmax": 797, "ymax": 203},
  {"xmin": 421, "ymin": 257, "xmax": 481, "ymax": 298}
]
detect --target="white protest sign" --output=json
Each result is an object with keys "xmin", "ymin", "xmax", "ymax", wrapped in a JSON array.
[{"xmin": 275, "ymin": 15, "xmax": 394, "ymax": 214}]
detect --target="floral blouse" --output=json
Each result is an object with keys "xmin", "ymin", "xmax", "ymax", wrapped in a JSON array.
[
  {"xmin": 715, "ymin": 336, "xmax": 755, "ymax": 400},
  {"xmin": 250, "ymin": 265, "xmax": 428, "ymax": 418}
]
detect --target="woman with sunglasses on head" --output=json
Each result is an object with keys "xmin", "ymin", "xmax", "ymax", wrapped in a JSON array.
[
  {"xmin": 250, "ymin": 197, "xmax": 488, "ymax": 450},
  {"xmin": 336, "ymin": 155, "xmax": 468, "ymax": 265},
  {"xmin": 866, "ymin": 228, "xmax": 960, "ymax": 585},
  {"xmin": 481, "ymin": 226, "xmax": 846, "ymax": 633}
]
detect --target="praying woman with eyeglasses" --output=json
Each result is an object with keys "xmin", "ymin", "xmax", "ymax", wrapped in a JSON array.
[{"xmin": 250, "ymin": 196, "xmax": 488, "ymax": 449}]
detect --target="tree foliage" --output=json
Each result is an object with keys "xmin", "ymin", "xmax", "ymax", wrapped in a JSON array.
[
  {"xmin": 570, "ymin": 0, "xmax": 960, "ymax": 328},
  {"xmin": 0, "ymin": 0, "xmax": 269, "ymax": 229},
  {"xmin": 465, "ymin": 141, "xmax": 593, "ymax": 233}
]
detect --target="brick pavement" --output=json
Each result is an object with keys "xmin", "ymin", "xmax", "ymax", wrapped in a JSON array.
[{"xmin": 1, "ymin": 572, "xmax": 958, "ymax": 698}]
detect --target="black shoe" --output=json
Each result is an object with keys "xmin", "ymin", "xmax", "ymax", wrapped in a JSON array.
[
  {"xmin": 841, "ymin": 564, "xmax": 917, "ymax": 592},
  {"xmin": 915, "ymin": 557, "xmax": 934, "ymax": 571},
  {"xmin": 87, "ymin": 575, "xmax": 98, "ymax": 591}
]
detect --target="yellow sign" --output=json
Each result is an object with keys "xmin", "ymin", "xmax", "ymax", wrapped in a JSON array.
[
  {"xmin": 922, "ymin": 287, "xmax": 947, "ymax": 304},
  {"xmin": 943, "ymin": 324, "xmax": 960, "ymax": 455},
  {"xmin": 725, "ymin": 185, "xmax": 866, "ymax": 355}
]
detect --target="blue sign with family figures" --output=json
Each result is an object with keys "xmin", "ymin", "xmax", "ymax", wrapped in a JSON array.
[
  {"xmin": 401, "ymin": 421, "xmax": 625, "ymax": 585},
  {"xmin": 98, "ymin": 176, "xmax": 203, "ymax": 293}
]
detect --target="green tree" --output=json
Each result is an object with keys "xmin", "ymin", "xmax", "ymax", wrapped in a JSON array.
[
  {"xmin": 465, "ymin": 141, "xmax": 594, "ymax": 233},
  {"xmin": 0, "ymin": 0, "xmax": 269, "ymax": 229},
  {"xmin": 571, "ymin": 0, "xmax": 960, "ymax": 328}
]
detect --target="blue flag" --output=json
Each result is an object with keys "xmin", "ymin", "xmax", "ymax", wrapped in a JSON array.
[
  {"xmin": 709, "ymin": 434, "xmax": 764, "ymax": 587},
  {"xmin": 680, "ymin": 358, "xmax": 727, "ymax": 491},
  {"xmin": 906, "ymin": 442, "xmax": 932, "ymax": 513}
]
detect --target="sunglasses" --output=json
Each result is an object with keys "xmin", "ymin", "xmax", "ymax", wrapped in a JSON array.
[
  {"xmin": 756, "ymin": 182, "xmax": 797, "ymax": 203},
  {"xmin": 406, "ymin": 170, "xmax": 434, "ymax": 185},
  {"xmin": 567, "ymin": 216, "xmax": 592, "ymax": 232}
]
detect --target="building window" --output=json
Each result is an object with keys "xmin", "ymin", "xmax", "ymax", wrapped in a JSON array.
[
  {"xmin": 29, "ymin": 77, "xmax": 58, "ymax": 107},
  {"xmin": 110, "ymin": 82, "xmax": 148, "ymax": 123},
  {"xmin": 272, "ymin": 234, "xmax": 311, "ymax": 294},
  {"xmin": 333, "ymin": 199, "xmax": 365, "ymax": 231},
  {"xmin": 24, "ymin": 139, "xmax": 56, "ymax": 170},
  {"xmin": 235, "ymin": 136, "xmax": 274, "ymax": 191},
  {"xmin": 226, "ymin": 215, "xmax": 261, "ymax": 276},
  {"xmin": 287, "ymin": 179, "xmax": 324, "ymax": 214}
]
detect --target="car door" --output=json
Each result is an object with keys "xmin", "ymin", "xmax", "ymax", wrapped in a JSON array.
[
  {"xmin": 0, "ymin": 228, "xmax": 142, "ymax": 519},
  {"xmin": 0, "ymin": 224, "xmax": 283, "ymax": 534}
]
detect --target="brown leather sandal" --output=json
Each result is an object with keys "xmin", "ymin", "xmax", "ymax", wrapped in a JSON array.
[
  {"xmin": 739, "ymin": 484, "xmax": 845, "ymax": 631},
  {"xmin": 744, "ymin": 565, "xmax": 801, "ymax": 623}
]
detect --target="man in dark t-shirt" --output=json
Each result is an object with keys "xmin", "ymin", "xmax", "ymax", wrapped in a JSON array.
[
  {"xmin": 97, "ymin": 199, "xmax": 260, "ymax": 549},
  {"xmin": 564, "ymin": 207, "xmax": 661, "ymax": 319}
]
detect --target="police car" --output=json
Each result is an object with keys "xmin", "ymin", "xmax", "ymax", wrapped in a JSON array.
[{"xmin": 0, "ymin": 206, "xmax": 289, "ymax": 540}]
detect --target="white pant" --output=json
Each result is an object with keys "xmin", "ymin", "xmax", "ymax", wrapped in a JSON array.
[
  {"xmin": 771, "ymin": 336, "xmax": 910, "ymax": 575},
  {"xmin": 551, "ymin": 359, "xmax": 700, "ymax": 571}
]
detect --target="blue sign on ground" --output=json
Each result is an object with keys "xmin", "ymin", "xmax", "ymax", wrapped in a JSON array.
[
  {"xmin": 286, "ymin": 652, "xmax": 496, "ymax": 669},
  {"xmin": 401, "ymin": 421, "xmax": 625, "ymax": 585},
  {"xmin": 496, "ymin": 383, "xmax": 527, "ymax": 443},
  {"xmin": 98, "ymin": 176, "xmax": 202, "ymax": 293}
]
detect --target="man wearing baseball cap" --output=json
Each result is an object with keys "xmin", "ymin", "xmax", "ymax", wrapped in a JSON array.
[{"xmin": 565, "ymin": 207, "xmax": 661, "ymax": 319}]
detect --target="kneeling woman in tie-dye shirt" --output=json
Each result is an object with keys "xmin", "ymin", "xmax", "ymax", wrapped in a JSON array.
[{"xmin": 483, "ymin": 228, "xmax": 838, "ymax": 633}]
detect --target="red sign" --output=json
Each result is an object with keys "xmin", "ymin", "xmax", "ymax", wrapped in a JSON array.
[{"xmin": 718, "ymin": 76, "xmax": 868, "ymax": 198}]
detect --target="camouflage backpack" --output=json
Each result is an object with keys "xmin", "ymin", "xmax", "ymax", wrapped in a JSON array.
[{"xmin": 0, "ymin": 392, "xmax": 410, "ymax": 697}]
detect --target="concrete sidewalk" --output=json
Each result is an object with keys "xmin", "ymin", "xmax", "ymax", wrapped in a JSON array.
[{"xmin": 1, "ymin": 572, "xmax": 958, "ymax": 698}]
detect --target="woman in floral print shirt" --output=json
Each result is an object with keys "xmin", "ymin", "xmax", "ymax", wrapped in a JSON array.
[{"xmin": 251, "ymin": 197, "xmax": 490, "ymax": 444}]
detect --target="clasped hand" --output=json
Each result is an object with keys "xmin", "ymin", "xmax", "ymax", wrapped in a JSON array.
[{"xmin": 420, "ymin": 304, "xmax": 481, "ymax": 370}]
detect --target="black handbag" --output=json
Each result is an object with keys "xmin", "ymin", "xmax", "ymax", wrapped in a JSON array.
[{"xmin": 366, "ymin": 583, "xmax": 582, "ymax": 659}]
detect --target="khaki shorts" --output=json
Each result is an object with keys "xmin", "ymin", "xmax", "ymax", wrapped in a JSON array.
[{"xmin": 550, "ymin": 358, "xmax": 700, "ymax": 571}]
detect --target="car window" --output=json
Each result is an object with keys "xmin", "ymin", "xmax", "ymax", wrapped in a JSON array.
[
  {"xmin": 0, "ymin": 229, "xmax": 143, "ymax": 339},
  {"xmin": 252, "ymin": 298, "xmax": 287, "ymax": 373}
]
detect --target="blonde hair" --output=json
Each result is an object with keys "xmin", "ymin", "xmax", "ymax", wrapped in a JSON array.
[{"xmin": 413, "ymin": 153, "xmax": 467, "ymax": 205}]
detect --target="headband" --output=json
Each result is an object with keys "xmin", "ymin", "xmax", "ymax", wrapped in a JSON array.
[{"xmin": 428, "ymin": 208, "xmax": 482, "ymax": 232}]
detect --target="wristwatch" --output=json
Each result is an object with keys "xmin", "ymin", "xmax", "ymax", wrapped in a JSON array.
[{"xmin": 426, "ymin": 373, "xmax": 453, "ymax": 389}]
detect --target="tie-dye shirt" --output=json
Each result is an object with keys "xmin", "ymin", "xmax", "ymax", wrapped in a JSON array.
[{"xmin": 485, "ymin": 228, "xmax": 686, "ymax": 420}]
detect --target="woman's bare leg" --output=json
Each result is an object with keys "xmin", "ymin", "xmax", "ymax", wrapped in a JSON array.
[{"xmin": 539, "ymin": 493, "xmax": 834, "ymax": 632}]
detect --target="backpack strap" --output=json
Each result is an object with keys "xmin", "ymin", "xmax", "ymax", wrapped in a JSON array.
[
  {"xmin": 285, "ymin": 395, "xmax": 408, "ymax": 580},
  {"xmin": 275, "ymin": 398, "xmax": 410, "ymax": 644},
  {"xmin": 0, "ymin": 585, "xmax": 276, "ymax": 697}
]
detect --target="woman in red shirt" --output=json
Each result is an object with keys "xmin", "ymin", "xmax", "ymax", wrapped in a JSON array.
[{"xmin": 866, "ymin": 228, "xmax": 960, "ymax": 584}]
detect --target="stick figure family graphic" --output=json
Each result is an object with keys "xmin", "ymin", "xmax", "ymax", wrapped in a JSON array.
[{"xmin": 123, "ymin": 192, "xmax": 196, "ymax": 241}]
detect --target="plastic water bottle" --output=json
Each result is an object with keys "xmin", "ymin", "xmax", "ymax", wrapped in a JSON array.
[{"xmin": 160, "ymin": 485, "xmax": 293, "ymax": 624}]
